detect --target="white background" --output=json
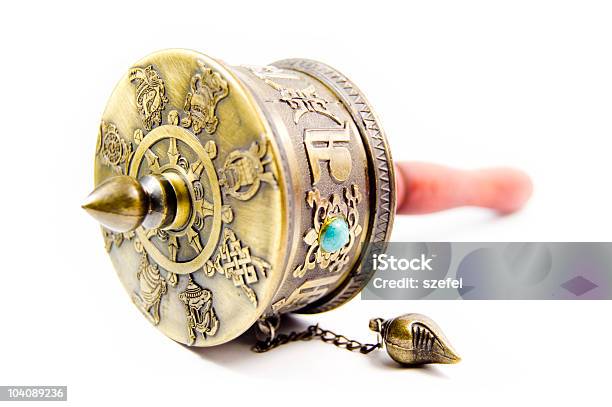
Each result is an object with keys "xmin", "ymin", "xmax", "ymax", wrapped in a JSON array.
[{"xmin": 1, "ymin": 0, "xmax": 611, "ymax": 405}]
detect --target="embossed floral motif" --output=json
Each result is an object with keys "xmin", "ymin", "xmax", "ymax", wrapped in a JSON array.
[
  {"xmin": 129, "ymin": 65, "xmax": 168, "ymax": 130},
  {"xmin": 293, "ymin": 184, "xmax": 362, "ymax": 278},
  {"xmin": 181, "ymin": 60, "xmax": 229, "ymax": 135}
]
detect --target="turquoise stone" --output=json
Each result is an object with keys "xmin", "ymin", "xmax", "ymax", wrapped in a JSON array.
[{"xmin": 319, "ymin": 217, "xmax": 350, "ymax": 253}]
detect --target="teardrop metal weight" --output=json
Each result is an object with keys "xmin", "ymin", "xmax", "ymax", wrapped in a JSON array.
[{"xmin": 371, "ymin": 313, "xmax": 461, "ymax": 365}]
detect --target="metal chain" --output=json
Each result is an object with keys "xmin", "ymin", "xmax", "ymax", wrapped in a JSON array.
[{"xmin": 252, "ymin": 317, "xmax": 382, "ymax": 355}]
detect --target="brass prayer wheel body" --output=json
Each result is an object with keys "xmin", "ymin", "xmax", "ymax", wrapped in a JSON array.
[{"xmin": 88, "ymin": 49, "xmax": 395, "ymax": 346}]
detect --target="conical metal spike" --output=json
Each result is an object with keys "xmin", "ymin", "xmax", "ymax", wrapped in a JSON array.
[
  {"xmin": 371, "ymin": 313, "xmax": 461, "ymax": 365},
  {"xmin": 82, "ymin": 175, "xmax": 149, "ymax": 233}
]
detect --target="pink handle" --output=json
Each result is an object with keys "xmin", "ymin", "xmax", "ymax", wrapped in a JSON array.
[{"xmin": 395, "ymin": 162, "xmax": 533, "ymax": 215}]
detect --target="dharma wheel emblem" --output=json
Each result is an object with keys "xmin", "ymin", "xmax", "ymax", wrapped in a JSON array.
[{"xmin": 128, "ymin": 125, "xmax": 233, "ymax": 274}]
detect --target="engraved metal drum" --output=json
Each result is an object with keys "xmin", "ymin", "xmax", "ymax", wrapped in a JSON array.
[{"xmin": 92, "ymin": 49, "xmax": 395, "ymax": 346}]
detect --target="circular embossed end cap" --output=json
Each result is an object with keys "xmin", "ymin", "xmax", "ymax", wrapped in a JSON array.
[{"xmin": 92, "ymin": 49, "xmax": 289, "ymax": 346}]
